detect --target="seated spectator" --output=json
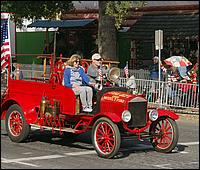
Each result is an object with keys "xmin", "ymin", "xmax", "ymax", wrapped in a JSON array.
[
  {"xmin": 13, "ymin": 63, "xmax": 23, "ymax": 80},
  {"xmin": 63, "ymin": 54, "xmax": 95, "ymax": 112},
  {"xmin": 166, "ymin": 66, "xmax": 181, "ymax": 83},
  {"xmin": 177, "ymin": 66, "xmax": 191, "ymax": 82}
]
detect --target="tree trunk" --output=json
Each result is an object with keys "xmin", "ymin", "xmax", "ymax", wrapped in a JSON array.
[{"xmin": 98, "ymin": 1, "xmax": 117, "ymax": 61}]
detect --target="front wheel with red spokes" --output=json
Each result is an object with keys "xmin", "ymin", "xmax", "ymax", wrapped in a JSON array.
[
  {"xmin": 92, "ymin": 117, "xmax": 121, "ymax": 159},
  {"xmin": 5, "ymin": 104, "xmax": 30, "ymax": 143},
  {"xmin": 149, "ymin": 117, "xmax": 179, "ymax": 153}
]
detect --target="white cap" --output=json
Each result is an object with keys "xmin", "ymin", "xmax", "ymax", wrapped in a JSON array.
[
  {"xmin": 153, "ymin": 56, "xmax": 159, "ymax": 60},
  {"xmin": 92, "ymin": 53, "xmax": 101, "ymax": 60}
]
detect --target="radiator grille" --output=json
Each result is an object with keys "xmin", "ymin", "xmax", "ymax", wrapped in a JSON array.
[{"xmin": 128, "ymin": 101, "xmax": 147, "ymax": 127}]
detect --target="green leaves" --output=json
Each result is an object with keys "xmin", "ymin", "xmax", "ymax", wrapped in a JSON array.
[
  {"xmin": 105, "ymin": 1, "xmax": 131, "ymax": 29},
  {"xmin": 1, "ymin": 1, "xmax": 74, "ymax": 27},
  {"xmin": 105, "ymin": 1, "xmax": 147, "ymax": 29}
]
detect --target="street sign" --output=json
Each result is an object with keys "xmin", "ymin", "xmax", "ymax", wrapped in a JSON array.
[{"xmin": 155, "ymin": 30, "xmax": 163, "ymax": 50}]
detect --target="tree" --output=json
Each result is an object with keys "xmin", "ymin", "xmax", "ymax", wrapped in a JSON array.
[
  {"xmin": 1, "ymin": 1, "xmax": 74, "ymax": 28},
  {"xmin": 98, "ymin": 1, "xmax": 117, "ymax": 61},
  {"xmin": 98, "ymin": 1, "xmax": 146, "ymax": 61}
]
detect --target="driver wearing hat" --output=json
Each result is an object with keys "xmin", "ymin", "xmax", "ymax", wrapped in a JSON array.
[{"xmin": 87, "ymin": 53, "xmax": 107, "ymax": 83}]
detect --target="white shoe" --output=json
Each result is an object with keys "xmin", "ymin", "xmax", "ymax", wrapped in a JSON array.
[{"xmin": 82, "ymin": 107, "xmax": 93, "ymax": 112}]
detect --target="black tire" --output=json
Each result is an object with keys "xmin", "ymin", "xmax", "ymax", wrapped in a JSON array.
[
  {"xmin": 5, "ymin": 104, "xmax": 30, "ymax": 143},
  {"xmin": 92, "ymin": 117, "xmax": 121, "ymax": 159},
  {"xmin": 149, "ymin": 117, "xmax": 179, "ymax": 153}
]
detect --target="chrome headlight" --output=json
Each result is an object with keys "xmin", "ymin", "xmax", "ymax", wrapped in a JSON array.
[
  {"xmin": 121, "ymin": 110, "xmax": 131, "ymax": 122},
  {"xmin": 149, "ymin": 109, "xmax": 158, "ymax": 121}
]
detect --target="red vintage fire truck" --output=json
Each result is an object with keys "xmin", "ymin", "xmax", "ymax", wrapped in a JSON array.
[{"xmin": 1, "ymin": 54, "xmax": 179, "ymax": 159}]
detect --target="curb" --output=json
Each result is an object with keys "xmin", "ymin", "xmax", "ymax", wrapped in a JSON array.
[{"xmin": 177, "ymin": 113, "xmax": 199, "ymax": 120}]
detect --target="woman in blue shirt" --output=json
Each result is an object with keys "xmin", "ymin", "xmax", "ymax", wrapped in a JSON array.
[{"xmin": 64, "ymin": 54, "xmax": 94, "ymax": 112}]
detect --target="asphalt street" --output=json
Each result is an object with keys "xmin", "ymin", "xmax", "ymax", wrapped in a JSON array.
[{"xmin": 1, "ymin": 117, "xmax": 199, "ymax": 169}]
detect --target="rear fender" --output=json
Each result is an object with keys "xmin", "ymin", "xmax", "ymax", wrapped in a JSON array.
[
  {"xmin": 1, "ymin": 99, "xmax": 18, "ymax": 120},
  {"xmin": 157, "ymin": 109, "xmax": 179, "ymax": 120},
  {"xmin": 1, "ymin": 97, "xmax": 38, "ymax": 124}
]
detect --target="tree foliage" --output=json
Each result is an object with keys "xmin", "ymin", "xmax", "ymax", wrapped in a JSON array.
[
  {"xmin": 1, "ymin": 1, "xmax": 74, "ymax": 27},
  {"xmin": 105, "ymin": 1, "xmax": 147, "ymax": 29}
]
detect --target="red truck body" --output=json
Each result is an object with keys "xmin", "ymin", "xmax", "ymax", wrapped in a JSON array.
[{"xmin": 1, "ymin": 56, "xmax": 179, "ymax": 158}]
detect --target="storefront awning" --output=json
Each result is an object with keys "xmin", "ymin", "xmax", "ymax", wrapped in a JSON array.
[{"xmin": 27, "ymin": 19, "xmax": 95, "ymax": 28}]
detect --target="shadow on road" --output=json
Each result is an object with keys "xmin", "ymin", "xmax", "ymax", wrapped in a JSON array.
[
  {"xmin": 2, "ymin": 128, "xmax": 185, "ymax": 159},
  {"xmin": 176, "ymin": 144, "xmax": 188, "ymax": 152},
  {"xmin": 26, "ymin": 129, "xmax": 94, "ymax": 150},
  {"xmin": 26, "ymin": 129, "xmax": 158, "ymax": 159}
]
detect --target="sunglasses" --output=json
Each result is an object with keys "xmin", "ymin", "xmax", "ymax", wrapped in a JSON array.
[
  {"xmin": 74, "ymin": 60, "xmax": 80, "ymax": 63},
  {"xmin": 95, "ymin": 58, "xmax": 102, "ymax": 61}
]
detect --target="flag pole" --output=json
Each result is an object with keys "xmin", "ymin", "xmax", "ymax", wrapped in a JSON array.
[
  {"xmin": 7, "ymin": 13, "xmax": 12, "ymax": 80},
  {"xmin": 158, "ymin": 48, "xmax": 161, "ymax": 104},
  {"xmin": 100, "ymin": 64, "xmax": 103, "ymax": 85}
]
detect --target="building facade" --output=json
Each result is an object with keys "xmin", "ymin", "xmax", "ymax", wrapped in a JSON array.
[
  {"xmin": 16, "ymin": 1, "xmax": 199, "ymax": 68},
  {"xmin": 62, "ymin": 1, "xmax": 199, "ymax": 68}
]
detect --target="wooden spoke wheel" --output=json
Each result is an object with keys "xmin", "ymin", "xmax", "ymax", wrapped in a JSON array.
[
  {"xmin": 92, "ymin": 117, "xmax": 121, "ymax": 158},
  {"xmin": 149, "ymin": 117, "xmax": 179, "ymax": 153},
  {"xmin": 5, "ymin": 104, "xmax": 30, "ymax": 143}
]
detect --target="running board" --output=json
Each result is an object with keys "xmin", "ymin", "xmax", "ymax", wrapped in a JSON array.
[
  {"xmin": 121, "ymin": 134, "xmax": 151, "ymax": 140},
  {"xmin": 30, "ymin": 124, "xmax": 76, "ymax": 133}
]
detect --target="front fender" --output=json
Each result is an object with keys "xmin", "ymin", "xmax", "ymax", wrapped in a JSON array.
[
  {"xmin": 103, "ymin": 112, "xmax": 121, "ymax": 122},
  {"xmin": 157, "ymin": 109, "xmax": 179, "ymax": 120},
  {"xmin": 93, "ymin": 112, "xmax": 121, "ymax": 124}
]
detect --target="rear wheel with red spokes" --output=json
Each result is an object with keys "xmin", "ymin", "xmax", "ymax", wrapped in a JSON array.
[
  {"xmin": 5, "ymin": 104, "xmax": 30, "ymax": 143},
  {"xmin": 149, "ymin": 117, "xmax": 179, "ymax": 153},
  {"xmin": 92, "ymin": 117, "xmax": 121, "ymax": 158}
]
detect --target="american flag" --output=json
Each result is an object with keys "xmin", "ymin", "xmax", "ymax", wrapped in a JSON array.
[
  {"xmin": 188, "ymin": 63, "xmax": 197, "ymax": 84},
  {"xmin": 1, "ymin": 19, "xmax": 11, "ymax": 72},
  {"xmin": 160, "ymin": 62, "xmax": 167, "ymax": 73},
  {"xmin": 98, "ymin": 64, "xmax": 103, "ymax": 82},
  {"xmin": 124, "ymin": 61, "xmax": 129, "ymax": 78}
]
